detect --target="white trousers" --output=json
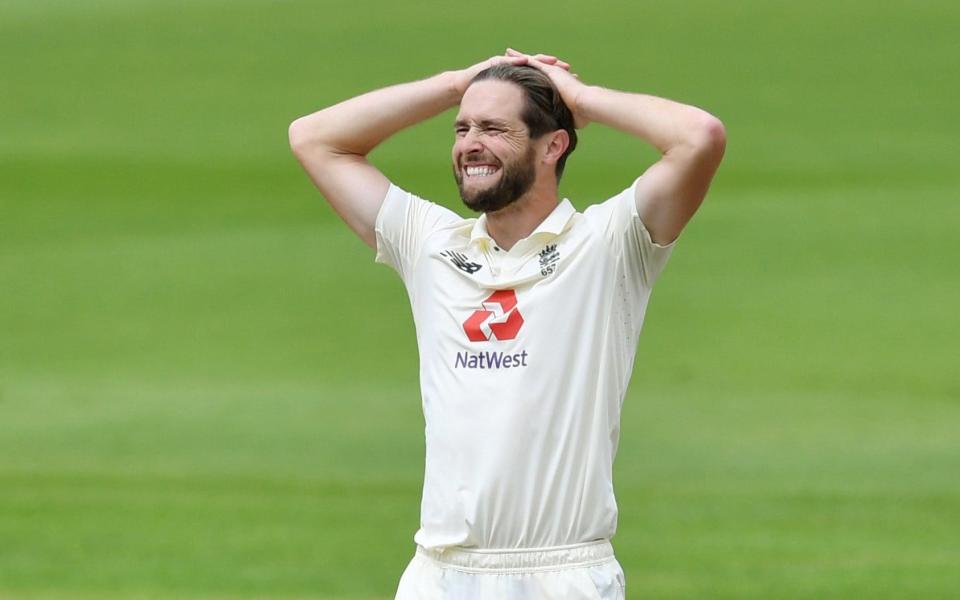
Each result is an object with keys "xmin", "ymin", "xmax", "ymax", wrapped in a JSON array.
[{"xmin": 394, "ymin": 540, "xmax": 626, "ymax": 600}]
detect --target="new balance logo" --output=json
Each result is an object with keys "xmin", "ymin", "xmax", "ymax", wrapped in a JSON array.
[
  {"xmin": 441, "ymin": 251, "xmax": 482, "ymax": 275},
  {"xmin": 462, "ymin": 289, "xmax": 524, "ymax": 342}
]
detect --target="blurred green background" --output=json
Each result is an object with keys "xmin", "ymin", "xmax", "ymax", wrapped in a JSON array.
[{"xmin": 2, "ymin": 0, "xmax": 958, "ymax": 598}]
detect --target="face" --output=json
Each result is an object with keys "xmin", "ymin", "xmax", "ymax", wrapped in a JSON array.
[{"xmin": 452, "ymin": 80, "xmax": 538, "ymax": 214}]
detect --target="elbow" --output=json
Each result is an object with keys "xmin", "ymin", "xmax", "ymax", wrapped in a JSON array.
[
  {"xmin": 693, "ymin": 114, "xmax": 727, "ymax": 160},
  {"xmin": 288, "ymin": 117, "xmax": 313, "ymax": 156},
  {"xmin": 666, "ymin": 111, "xmax": 726, "ymax": 163},
  {"xmin": 288, "ymin": 112, "xmax": 337, "ymax": 157},
  {"xmin": 288, "ymin": 112, "xmax": 358, "ymax": 161}
]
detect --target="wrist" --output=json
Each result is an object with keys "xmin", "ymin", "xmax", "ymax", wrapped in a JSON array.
[
  {"xmin": 569, "ymin": 84, "xmax": 597, "ymax": 129},
  {"xmin": 442, "ymin": 69, "xmax": 472, "ymax": 102}
]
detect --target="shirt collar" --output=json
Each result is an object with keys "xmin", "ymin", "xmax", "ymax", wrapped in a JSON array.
[{"xmin": 469, "ymin": 199, "xmax": 576, "ymax": 248}]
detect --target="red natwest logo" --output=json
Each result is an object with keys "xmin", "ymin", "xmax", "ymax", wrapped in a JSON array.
[{"xmin": 462, "ymin": 289, "xmax": 524, "ymax": 342}]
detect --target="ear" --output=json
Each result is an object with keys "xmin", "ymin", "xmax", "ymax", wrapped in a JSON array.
[{"xmin": 540, "ymin": 130, "xmax": 570, "ymax": 168}]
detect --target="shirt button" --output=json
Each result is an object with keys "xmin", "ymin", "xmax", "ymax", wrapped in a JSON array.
[{"xmin": 494, "ymin": 247, "xmax": 501, "ymax": 252}]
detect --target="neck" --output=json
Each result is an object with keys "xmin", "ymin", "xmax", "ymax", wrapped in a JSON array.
[{"xmin": 485, "ymin": 178, "xmax": 558, "ymax": 250}]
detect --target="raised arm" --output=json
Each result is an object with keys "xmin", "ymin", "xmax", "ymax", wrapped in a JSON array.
[
  {"xmin": 288, "ymin": 55, "xmax": 531, "ymax": 249},
  {"xmin": 511, "ymin": 50, "xmax": 726, "ymax": 245}
]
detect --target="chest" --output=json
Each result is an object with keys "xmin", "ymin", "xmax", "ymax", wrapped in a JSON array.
[{"xmin": 408, "ymin": 233, "xmax": 615, "ymax": 348}]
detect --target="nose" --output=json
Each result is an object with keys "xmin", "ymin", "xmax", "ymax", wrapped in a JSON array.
[
  {"xmin": 456, "ymin": 128, "xmax": 484, "ymax": 157},
  {"xmin": 463, "ymin": 127, "xmax": 483, "ymax": 148}
]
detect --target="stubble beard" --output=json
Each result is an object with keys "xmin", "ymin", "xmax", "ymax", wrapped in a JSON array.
[{"xmin": 454, "ymin": 145, "xmax": 537, "ymax": 214}]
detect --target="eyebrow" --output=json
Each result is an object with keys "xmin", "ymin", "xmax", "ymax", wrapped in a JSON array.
[{"xmin": 454, "ymin": 118, "xmax": 512, "ymax": 129}]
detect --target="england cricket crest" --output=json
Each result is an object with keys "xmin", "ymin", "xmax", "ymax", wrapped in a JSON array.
[{"xmin": 539, "ymin": 244, "xmax": 559, "ymax": 276}]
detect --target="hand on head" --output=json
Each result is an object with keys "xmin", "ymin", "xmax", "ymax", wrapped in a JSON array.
[
  {"xmin": 454, "ymin": 50, "xmax": 589, "ymax": 128},
  {"xmin": 504, "ymin": 48, "xmax": 573, "ymax": 71},
  {"xmin": 454, "ymin": 53, "xmax": 528, "ymax": 96},
  {"xmin": 504, "ymin": 49, "xmax": 589, "ymax": 129}
]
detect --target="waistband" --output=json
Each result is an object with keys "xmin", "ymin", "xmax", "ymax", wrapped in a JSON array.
[{"xmin": 416, "ymin": 540, "xmax": 614, "ymax": 574}]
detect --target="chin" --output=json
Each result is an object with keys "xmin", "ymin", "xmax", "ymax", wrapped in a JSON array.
[
  {"xmin": 461, "ymin": 190, "xmax": 522, "ymax": 214},
  {"xmin": 453, "ymin": 148, "xmax": 536, "ymax": 213}
]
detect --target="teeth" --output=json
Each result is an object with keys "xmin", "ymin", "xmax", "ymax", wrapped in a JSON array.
[{"xmin": 465, "ymin": 166, "xmax": 498, "ymax": 177}]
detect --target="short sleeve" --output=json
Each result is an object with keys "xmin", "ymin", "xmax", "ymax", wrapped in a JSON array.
[
  {"xmin": 585, "ymin": 177, "xmax": 676, "ymax": 289},
  {"xmin": 374, "ymin": 184, "xmax": 462, "ymax": 282}
]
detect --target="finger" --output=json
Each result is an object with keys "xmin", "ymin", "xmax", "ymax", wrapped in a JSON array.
[
  {"xmin": 493, "ymin": 54, "xmax": 527, "ymax": 66},
  {"xmin": 541, "ymin": 56, "xmax": 570, "ymax": 70},
  {"xmin": 527, "ymin": 57, "xmax": 562, "ymax": 72},
  {"xmin": 505, "ymin": 49, "xmax": 570, "ymax": 70},
  {"xmin": 507, "ymin": 48, "xmax": 558, "ymax": 64},
  {"xmin": 523, "ymin": 57, "xmax": 547, "ymax": 70},
  {"xmin": 530, "ymin": 54, "xmax": 572, "ymax": 71}
]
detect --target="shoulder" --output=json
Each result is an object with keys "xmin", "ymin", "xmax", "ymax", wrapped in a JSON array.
[
  {"xmin": 581, "ymin": 178, "xmax": 645, "ymax": 234},
  {"xmin": 376, "ymin": 183, "xmax": 466, "ymax": 234},
  {"xmin": 581, "ymin": 178, "xmax": 676, "ymax": 284}
]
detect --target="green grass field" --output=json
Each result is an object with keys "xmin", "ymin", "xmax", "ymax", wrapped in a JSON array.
[{"xmin": 2, "ymin": 0, "xmax": 959, "ymax": 598}]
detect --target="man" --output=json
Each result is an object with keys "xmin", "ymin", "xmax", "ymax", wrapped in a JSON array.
[{"xmin": 289, "ymin": 49, "xmax": 725, "ymax": 600}]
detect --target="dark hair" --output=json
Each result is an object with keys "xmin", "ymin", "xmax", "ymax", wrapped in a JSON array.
[{"xmin": 470, "ymin": 64, "xmax": 578, "ymax": 179}]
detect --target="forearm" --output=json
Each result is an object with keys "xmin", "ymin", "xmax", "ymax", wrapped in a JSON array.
[
  {"xmin": 289, "ymin": 71, "xmax": 462, "ymax": 157},
  {"xmin": 576, "ymin": 86, "xmax": 724, "ymax": 156}
]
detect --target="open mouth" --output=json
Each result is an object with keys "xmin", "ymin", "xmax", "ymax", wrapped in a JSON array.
[{"xmin": 463, "ymin": 164, "xmax": 500, "ymax": 178}]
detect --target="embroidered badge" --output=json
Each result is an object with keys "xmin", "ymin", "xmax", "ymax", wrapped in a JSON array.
[{"xmin": 538, "ymin": 244, "xmax": 559, "ymax": 276}]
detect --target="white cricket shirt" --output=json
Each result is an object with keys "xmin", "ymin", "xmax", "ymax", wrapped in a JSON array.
[{"xmin": 375, "ymin": 178, "xmax": 673, "ymax": 550}]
